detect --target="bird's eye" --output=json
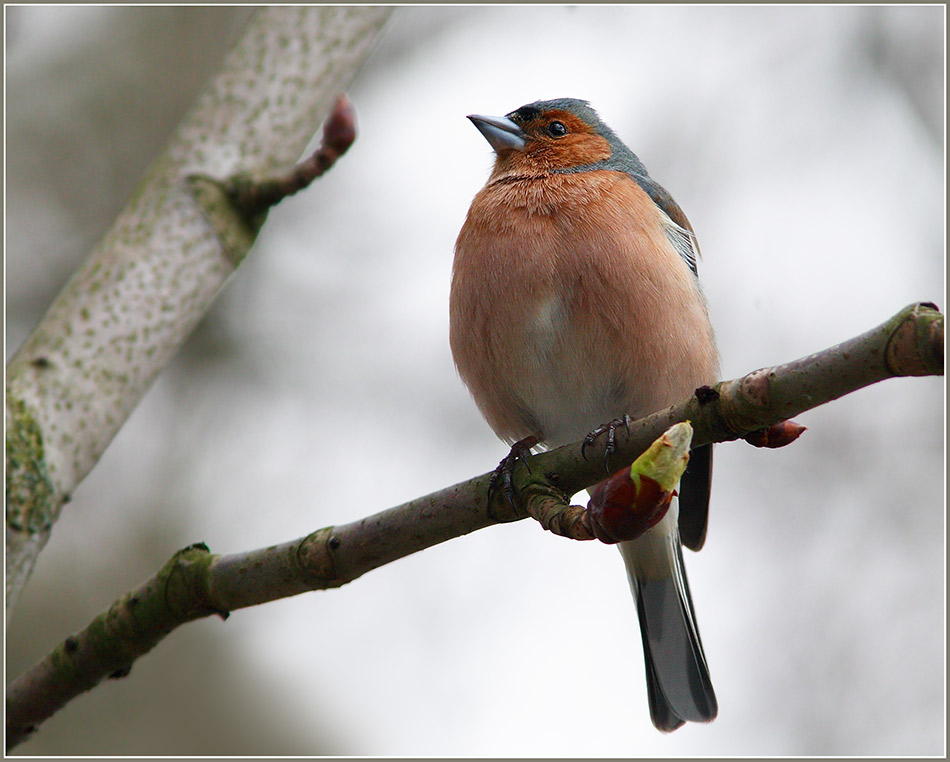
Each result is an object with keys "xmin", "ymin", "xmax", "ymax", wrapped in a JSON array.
[{"xmin": 547, "ymin": 121, "xmax": 568, "ymax": 137}]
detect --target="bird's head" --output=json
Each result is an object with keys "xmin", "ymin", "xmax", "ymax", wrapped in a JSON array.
[{"xmin": 467, "ymin": 98, "xmax": 634, "ymax": 175}]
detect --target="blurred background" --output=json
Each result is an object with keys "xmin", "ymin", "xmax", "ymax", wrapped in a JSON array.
[{"xmin": 5, "ymin": 5, "xmax": 944, "ymax": 756}]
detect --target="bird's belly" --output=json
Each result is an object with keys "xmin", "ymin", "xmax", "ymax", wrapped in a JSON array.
[
  {"xmin": 503, "ymin": 283, "xmax": 715, "ymax": 449},
  {"xmin": 510, "ymin": 296, "xmax": 644, "ymax": 448}
]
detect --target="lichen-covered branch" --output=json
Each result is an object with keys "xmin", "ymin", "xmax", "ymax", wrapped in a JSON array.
[
  {"xmin": 5, "ymin": 481, "xmax": 498, "ymax": 750},
  {"xmin": 5, "ymin": 301, "xmax": 942, "ymax": 750},
  {"xmin": 4, "ymin": 6, "xmax": 394, "ymax": 618}
]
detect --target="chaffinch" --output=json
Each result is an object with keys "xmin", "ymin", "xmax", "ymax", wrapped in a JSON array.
[{"xmin": 449, "ymin": 98, "xmax": 719, "ymax": 731}]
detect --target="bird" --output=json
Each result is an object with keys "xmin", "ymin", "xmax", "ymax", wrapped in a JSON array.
[{"xmin": 449, "ymin": 98, "xmax": 720, "ymax": 731}]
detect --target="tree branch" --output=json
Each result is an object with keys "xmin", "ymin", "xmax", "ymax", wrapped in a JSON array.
[
  {"xmin": 4, "ymin": 6, "xmax": 394, "ymax": 619},
  {"xmin": 5, "ymin": 301, "xmax": 942, "ymax": 750},
  {"xmin": 514, "ymin": 300, "xmax": 943, "ymax": 508}
]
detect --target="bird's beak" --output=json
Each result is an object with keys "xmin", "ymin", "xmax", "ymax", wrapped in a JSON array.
[{"xmin": 467, "ymin": 114, "xmax": 527, "ymax": 154}]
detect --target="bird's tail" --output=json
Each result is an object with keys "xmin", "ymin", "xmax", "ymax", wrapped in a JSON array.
[{"xmin": 618, "ymin": 503, "xmax": 717, "ymax": 732}]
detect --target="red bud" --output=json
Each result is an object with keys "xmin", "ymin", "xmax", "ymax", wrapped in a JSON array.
[
  {"xmin": 323, "ymin": 94, "xmax": 357, "ymax": 156},
  {"xmin": 587, "ymin": 468, "xmax": 673, "ymax": 543},
  {"xmin": 743, "ymin": 419, "xmax": 807, "ymax": 448}
]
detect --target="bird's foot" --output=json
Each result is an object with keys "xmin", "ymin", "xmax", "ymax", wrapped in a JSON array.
[
  {"xmin": 488, "ymin": 435, "xmax": 539, "ymax": 514},
  {"xmin": 581, "ymin": 415, "xmax": 632, "ymax": 473}
]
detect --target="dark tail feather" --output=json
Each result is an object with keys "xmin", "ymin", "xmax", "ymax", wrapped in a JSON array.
[
  {"xmin": 622, "ymin": 521, "xmax": 717, "ymax": 731},
  {"xmin": 679, "ymin": 443, "xmax": 713, "ymax": 551},
  {"xmin": 642, "ymin": 644, "xmax": 687, "ymax": 732}
]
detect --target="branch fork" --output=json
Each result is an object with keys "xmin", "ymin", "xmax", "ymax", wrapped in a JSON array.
[
  {"xmin": 186, "ymin": 93, "xmax": 358, "ymax": 261},
  {"xmin": 225, "ymin": 93, "xmax": 357, "ymax": 224}
]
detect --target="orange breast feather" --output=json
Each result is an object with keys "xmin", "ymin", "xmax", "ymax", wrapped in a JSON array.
[{"xmin": 450, "ymin": 169, "xmax": 718, "ymax": 446}]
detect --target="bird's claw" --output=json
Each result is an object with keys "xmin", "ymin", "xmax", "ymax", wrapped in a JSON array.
[
  {"xmin": 582, "ymin": 415, "xmax": 632, "ymax": 473},
  {"xmin": 488, "ymin": 435, "xmax": 539, "ymax": 512}
]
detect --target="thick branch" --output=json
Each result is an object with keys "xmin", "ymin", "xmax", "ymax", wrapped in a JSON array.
[
  {"xmin": 4, "ymin": 7, "xmax": 394, "ymax": 618},
  {"xmin": 5, "ymin": 301, "xmax": 942, "ymax": 750}
]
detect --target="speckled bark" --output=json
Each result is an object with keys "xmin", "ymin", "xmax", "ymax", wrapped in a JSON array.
[{"xmin": 4, "ymin": 6, "xmax": 394, "ymax": 617}]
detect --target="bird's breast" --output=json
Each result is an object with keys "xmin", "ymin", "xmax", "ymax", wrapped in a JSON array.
[{"xmin": 450, "ymin": 170, "xmax": 718, "ymax": 447}]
